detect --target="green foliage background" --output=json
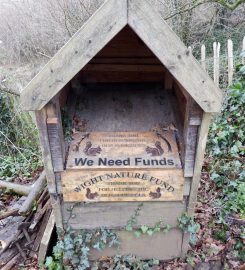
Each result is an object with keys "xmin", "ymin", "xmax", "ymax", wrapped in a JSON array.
[{"xmin": 0, "ymin": 93, "xmax": 42, "ymax": 179}]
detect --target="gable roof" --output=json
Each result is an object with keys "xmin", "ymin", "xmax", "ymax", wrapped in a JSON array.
[{"xmin": 20, "ymin": 0, "xmax": 223, "ymax": 112}]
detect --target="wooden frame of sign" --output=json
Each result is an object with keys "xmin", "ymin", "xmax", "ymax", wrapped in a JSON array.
[{"xmin": 21, "ymin": 0, "xmax": 222, "ymax": 261}]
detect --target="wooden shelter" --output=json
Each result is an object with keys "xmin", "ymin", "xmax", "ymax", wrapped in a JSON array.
[{"xmin": 20, "ymin": 0, "xmax": 223, "ymax": 260}]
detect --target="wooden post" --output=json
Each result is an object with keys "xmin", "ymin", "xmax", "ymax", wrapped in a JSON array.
[
  {"xmin": 242, "ymin": 36, "xmax": 245, "ymax": 65},
  {"xmin": 213, "ymin": 42, "xmax": 220, "ymax": 86},
  {"xmin": 227, "ymin": 39, "xmax": 234, "ymax": 86},
  {"xmin": 187, "ymin": 112, "xmax": 212, "ymax": 215},
  {"xmin": 201, "ymin": 44, "xmax": 206, "ymax": 71},
  {"xmin": 35, "ymin": 108, "xmax": 63, "ymax": 229}
]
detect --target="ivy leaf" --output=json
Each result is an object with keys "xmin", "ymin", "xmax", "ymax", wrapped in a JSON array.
[
  {"xmin": 134, "ymin": 230, "xmax": 142, "ymax": 237},
  {"xmin": 147, "ymin": 229, "xmax": 154, "ymax": 236},
  {"xmin": 163, "ymin": 224, "xmax": 171, "ymax": 233},
  {"xmin": 44, "ymin": 257, "xmax": 54, "ymax": 268},
  {"xmin": 125, "ymin": 224, "xmax": 133, "ymax": 232},
  {"xmin": 140, "ymin": 225, "xmax": 148, "ymax": 234}
]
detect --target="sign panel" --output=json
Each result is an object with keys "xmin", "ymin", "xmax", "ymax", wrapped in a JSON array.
[
  {"xmin": 61, "ymin": 169, "xmax": 184, "ymax": 202},
  {"xmin": 67, "ymin": 131, "xmax": 181, "ymax": 169}
]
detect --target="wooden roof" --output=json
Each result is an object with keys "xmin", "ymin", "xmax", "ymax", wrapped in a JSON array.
[{"xmin": 20, "ymin": 0, "xmax": 223, "ymax": 112}]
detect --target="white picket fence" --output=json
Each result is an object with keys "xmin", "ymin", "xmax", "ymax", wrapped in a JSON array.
[{"xmin": 194, "ymin": 36, "xmax": 245, "ymax": 88}]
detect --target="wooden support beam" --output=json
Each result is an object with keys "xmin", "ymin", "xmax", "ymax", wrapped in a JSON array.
[
  {"xmin": 187, "ymin": 112, "xmax": 212, "ymax": 215},
  {"xmin": 46, "ymin": 99, "xmax": 65, "ymax": 172},
  {"xmin": 35, "ymin": 108, "xmax": 63, "ymax": 229},
  {"xmin": 83, "ymin": 63, "xmax": 165, "ymax": 72}
]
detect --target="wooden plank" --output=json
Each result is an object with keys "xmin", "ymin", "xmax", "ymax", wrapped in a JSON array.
[
  {"xmin": 184, "ymin": 126, "xmax": 199, "ymax": 177},
  {"xmin": 164, "ymin": 70, "xmax": 173, "ymax": 91},
  {"xmin": 187, "ymin": 113, "xmax": 212, "ymax": 215},
  {"xmin": 83, "ymin": 63, "xmax": 165, "ymax": 72},
  {"xmin": 213, "ymin": 42, "xmax": 220, "ymax": 86},
  {"xmin": 242, "ymin": 36, "xmax": 245, "ymax": 65},
  {"xmin": 90, "ymin": 229, "xmax": 183, "ymax": 260},
  {"xmin": 227, "ymin": 39, "xmax": 234, "ymax": 86},
  {"xmin": 38, "ymin": 212, "xmax": 55, "ymax": 264},
  {"xmin": 35, "ymin": 108, "xmax": 63, "ymax": 229},
  {"xmin": 79, "ymin": 70, "xmax": 165, "ymax": 83},
  {"xmin": 93, "ymin": 26, "xmax": 156, "ymax": 58},
  {"xmin": 90, "ymin": 57, "xmax": 161, "ymax": 65},
  {"xmin": 35, "ymin": 109, "xmax": 56, "ymax": 193},
  {"xmin": 67, "ymin": 131, "xmax": 181, "ymax": 170},
  {"xmin": 46, "ymin": 102, "xmax": 64, "ymax": 172},
  {"xmin": 61, "ymin": 169, "xmax": 184, "ymax": 202},
  {"xmin": 20, "ymin": 0, "xmax": 127, "ymax": 110},
  {"xmin": 128, "ymin": 0, "xmax": 222, "ymax": 112},
  {"xmin": 71, "ymin": 84, "xmax": 175, "ymax": 132},
  {"xmin": 183, "ymin": 99, "xmax": 203, "ymax": 177},
  {"xmin": 62, "ymin": 200, "xmax": 187, "ymax": 229},
  {"xmin": 201, "ymin": 44, "xmax": 206, "ymax": 71}
]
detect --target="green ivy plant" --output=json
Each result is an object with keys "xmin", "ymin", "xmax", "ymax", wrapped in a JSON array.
[
  {"xmin": 92, "ymin": 254, "xmax": 159, "ymax": 270},
  {"xmin": 125, "ymin": 203, "xmax": 171, "ymax": 237},
  {"xmin": 45, "ymin": 227, "xmax": 119, "ymax": 270},
  {"xmin": 206, "ymin": 64, "xmax": 245, "ymax": 262},
  {"xmin": 178, "ymin": 213, "xmax": 200, "ymax": 245}
]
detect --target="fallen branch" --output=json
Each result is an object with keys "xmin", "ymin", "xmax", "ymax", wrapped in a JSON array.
[
  {"xmin": 1, "ymin": 253, "xmax": 20, "ymax": 270},
  {"xmin": 0, "ymin": 180, "xmax": 32, "ymax": 196},
  {"xmin": 0, "ymin": 209, "xmax": 19, "ymax": 220},
  {"xmin": 18, "ymin": 171, "xmax": 46, "ymax": 215}
]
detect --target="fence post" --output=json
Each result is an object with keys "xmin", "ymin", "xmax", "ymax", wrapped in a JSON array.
[
  {"xmin": 213, "ymin": 42, "xmax": 220, "ymax": 86},
  {"xmin": 201, "ymin": 44, "xmax": 206, "ymax": 71},
  {"xmin": 242, "ymin": 36, "xmax": 245, "ymax": 65},
  {"xmin": 227, "ymin": 39, "xmax": 234, "ymax": 86}
]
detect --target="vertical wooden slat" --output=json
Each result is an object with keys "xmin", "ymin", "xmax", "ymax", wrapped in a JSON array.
[
  {"xmin": 183, "ymin": 99, "xmax": 203, "ymax": 177},
  {"xmin": 164, "ymin": 70, "xmax": 173, "ymax": 91},
  {"xmin": 213, "ymin": 42, "xmax": 220, "ymax": 86},
  {"xmin": 242, "ymin": 36, "xmax": 245, "ymax": 65},
  {"xmin": 187, "ymin": 112, "xmax": 212, "ymax": 215},
  {"xmin": 227, "ymin": 39, "xmax": 234, "ymax": 86},
  {"xmin": 46, "ymin": 100, "xmax": 64, "ymax": 172},
  {"xmin": 201, "ymin": 44, "xmax": 206, "ymax": 71},
  {"xmin": 35, "ymin": 108, "xmax": 63, "ymax": 229}
]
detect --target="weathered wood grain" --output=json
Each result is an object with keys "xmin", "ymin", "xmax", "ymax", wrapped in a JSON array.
[
  {"xmin": 164, "ymin": 70, "xmax": 173, "ymax": 91},
  {"xmin": 35, "ymin": 108, "xmax": 63, "ymax": 229},
  {"xmin": 183, "ymin": 97, "xmax": 203, "ymax": 177},
  {"xmin": 83, "ymin": 64, "xmax": 165, "ymax": 72},
  {"xmin": 46, "ymin": 102, "xmax": 64, "ymax": 172},
  {"xmin": 128, "ymin": 0, "xmax": 222, "ymax": 112},
  {"xmin": 184, "ymin": 125, "xmax": 199, "ymax": 177},
  {"xmin": 90, "ymin": 229, "xmax": 183, "ymax": 260},
  {"xmin": 70, "ymin": 84, "xmax": 175, "ymax": 132},
  {"xmin": 62, "ymin": 200, "xmax": 187, "ymax": 229},
  {"xmin": 20, "ymin": 0, "xmax": 127, "ymax": 110},
  {"xmin": 61, "ymin": 169, "xmax": 184, "ymax": 202},
  {"xmin": 187, "ymin": 113, "xmax": 212, "ymax": 215},
  {"xmin": 79, "ymin": 71, "xmax": 165, "ymax": 83},
  {"xmin": 38, "ymin": 211, "xmax": 55, "ymax": 264},
  {"xmin": 67, "ymin": 131, "xmax": 181, "ymax": 170}
]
